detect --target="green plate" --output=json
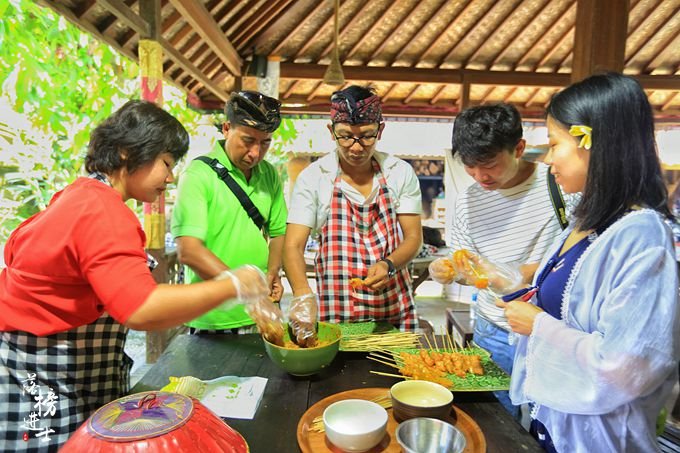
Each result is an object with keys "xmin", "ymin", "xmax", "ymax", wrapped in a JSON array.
[
  {"xmin": 385, "ymin": 346, "xmax": 510, "ymax": 392},
  {"xmin": 338, "ymin": 321, "xmax": 400, "ymax": 351}
]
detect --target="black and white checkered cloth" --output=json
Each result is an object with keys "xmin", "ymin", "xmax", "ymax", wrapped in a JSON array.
[
  {"xmin": 0, "ymin": 315, "xmax": 131, "ymax": 452},
  {"xmin": 188, "ymin": 325, "xmax": 257, "ymax": 335}
]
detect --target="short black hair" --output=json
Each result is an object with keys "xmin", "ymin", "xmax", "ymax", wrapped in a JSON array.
[
  {"xmin": 85, "ymin": 100, "xmax": 189, "ymax": 174},
  {"xmin": 334, "ymin": 85, "xmax": 376, "ymax": 102},
  {"xmin": 547, "ymin": 72, "xmax": 671, "ymax": 231},
  {"xmin": 451, "ymin": 103, "xmax": 523, "ymax": 166}
]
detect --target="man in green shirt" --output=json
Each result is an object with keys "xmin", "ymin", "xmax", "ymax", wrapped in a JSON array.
[{"xmin": 172, "ymin": 91, "xmax": 287, "ymax": 332}]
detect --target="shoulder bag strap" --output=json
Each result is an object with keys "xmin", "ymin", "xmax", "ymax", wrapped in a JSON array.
[
  {"xmin": 195, "ymin": 156, "xmax": 266, "ymax": 231},
  {"xmin": 546, "ymin": 166, "xmax": 568, "ymax": 230}
]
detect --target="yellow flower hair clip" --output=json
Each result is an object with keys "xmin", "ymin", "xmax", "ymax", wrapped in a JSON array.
[{"xmin": 569, "ymin": 125, "xmax": 592, "ymax": 150}]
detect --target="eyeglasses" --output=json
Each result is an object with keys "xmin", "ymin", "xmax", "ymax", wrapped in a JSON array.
[
  {"xmin": 236, "ymin": 91, "xmax": 281, "ymax": 112},
  {"xmin": 331, "ymin": 128, "xmax": 380, "ymax": 147}
]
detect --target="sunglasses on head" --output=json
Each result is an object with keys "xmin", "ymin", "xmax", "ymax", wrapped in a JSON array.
[{"xmin": 237, "ymin": 91, "xmax": 281, "ymax": 112}]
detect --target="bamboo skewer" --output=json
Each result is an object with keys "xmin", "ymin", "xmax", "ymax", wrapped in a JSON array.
[
  {"xmin": 423, "ymin": 332, "xmax": 434, "ymax": 350},
  {"xmin": 366, "ymin": 355, "xmax": 401, "ymax": 369},
  {"xmin": 370, "ymin": 370, "xmax": 410, "ymax": 379},
  {"xmin": 369, "ymin": 351, "xmax": 402, "ymax": 363},
  {"xmin": 341, "ymin": 331, "xmax": 421, "ymax": 351}
]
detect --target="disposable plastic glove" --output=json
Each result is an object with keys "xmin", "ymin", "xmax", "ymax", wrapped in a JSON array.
[
  {"xmin": 428, "ymin": 257, "xmax": 459, "ymax": 285},
  {"xmin": 214, "ymin": 264, "xmax": 269, "ymax": 302},
  {"xmin": 288, "ymin": 293, "xmax": 319, "ymax": 347},
  {"xmin": 246, "ymin": 296, "xmax": 285, "ymax": 346},
  {"xmin": 451, "ymin": 249, "xmax": 523, "ymax": 296}
]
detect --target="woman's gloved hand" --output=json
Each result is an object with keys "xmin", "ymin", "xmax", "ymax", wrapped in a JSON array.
[
  {"xmin": 215, "ymin": 265, "xmax": 269, "ymax": 302},
  {"xmin": 428, "ymin": 257, "xmax": 459, "ymax": 285},
  {"xmin": 246, "ymin": 296, "xmax": 285, "ymax": 346},
  {"xmin": 451, "ymin": 249, "xmax": 523, "ymax": 295}
]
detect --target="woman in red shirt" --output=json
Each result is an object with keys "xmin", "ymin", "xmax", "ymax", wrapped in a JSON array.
[{"xmin": 0, "ymin": 100, "xmax": 269, "ymax": 452}]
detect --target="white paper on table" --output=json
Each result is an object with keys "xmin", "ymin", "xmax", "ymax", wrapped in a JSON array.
[{"xmin": 198, "ymin": 376, "xmax": 268, "ymax": 419}]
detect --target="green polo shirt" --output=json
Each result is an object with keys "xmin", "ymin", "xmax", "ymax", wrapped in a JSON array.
[{"xmin": 171, "ymin": 141, "xmax": 287, "ymax": 329}]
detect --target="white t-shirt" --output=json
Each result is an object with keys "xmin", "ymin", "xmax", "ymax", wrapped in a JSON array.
[
  {"xmin": 449, "ymin": 163, "xmax": 570, "ymax": 330},
  {"xmin": 287, "ymin": 150, "xmax": 422, "ymax": 234}
]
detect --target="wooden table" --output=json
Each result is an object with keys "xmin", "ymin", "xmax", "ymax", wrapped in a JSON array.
[
  {"xmin": 446, "ymin": 307, "xmax": 476, "ymax": 346},
  {"xmin": 131, "ymin": 334, "xmax": 541, "ymax": 452}
]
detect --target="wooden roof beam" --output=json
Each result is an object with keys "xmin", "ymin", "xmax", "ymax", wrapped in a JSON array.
[
  {"xmin": 283, "ymin": 80, "xmax": 301, "ymax": 99},
  {"xmin": 381, "ymin": 83, "xmax": 399, "ymax": 103},
  {"xmin": 234, "ymin": 0, "xmax": 294, "ymax": 51},
  {"xmin": 463, "ymin": 0, "xmax": 523, "ymax": 69},
  {"xmin": 279, "ymin": 63, "xmax": 573, "ymax": 86},
  {"xmin": 168, "ymin": 0, "xmax": 222, "ymax": 47},
  {"xmin": 99, "ymin": 0, "xmax": 149, "ymax": 36},
  {"xmin": 294, "ymin": 0, "xmax": 350, "ymax": 60},
  {"xmin": 477, "ymin": 86, "xmax": 495, "ymax": 106},
  {"xmin": 306, "ymin": 81, "xmax": 325, "ymax": 102},
  {"xmin": 515, "ymin": 2, "xmax": 575, "ymax": 70},
  {"xmin": 532, "ymin": 21, "xmax": 575, "ymax": 71},
  {"xmin": 344, "ymin": 1, "xmax": 401, "ymax": 62},
  {"xmin": 40, "ymin": 0, "xmax": 138, "ymax": 61},
  {"xmin": 625, "ymin": 6, "xmax": 679, "ymax": 66},
  {"xmin": 160, "ymin": 37, "xmax": 229, "ymax": 101},
  {"xmin": 368, "ymin": 1, "xmax": 423, "ymax": 61},
  {"xmin": 40, "ymin": 0, "xmax": 228, "ymax": 102},
  {"xmin": 661, "ymin": 92, "xmax": 679, "ymax": 111},
  {"xmin": 420, "ymin": 0, "xmax": 478, "ymax": 62},
  {"xmin": 390, "ymin": 0, "xmax": 451, "ymax": 65},
  {"xmin": 524, "ymin": 87, "xmax": 542, "ymax": 108},
  {"xmin": 430, "ymin": 84, "xmax": 447, "ymax": 105},
  {"xmin": 167, "ymin": 0, "xmax": 242, "ymax": 76},
  {"xmin": 318, "ymin": 1, "xmax": 373, "ymax": 60},
  {"xmin": 266, "ymin": 1, "xmax": 328, "ymax": 57},
  {"xmin": 403, "ymin": 85, "xmax": 421, "ymax": 104},
  {"xmin": 438, "ymin": 1, "xmax": 500, "ymax": 67},
  {"xmin": 638, "ymin": 20, "xmax": 680, "ymax": 72},
  {"xmin": 76, "ymin": 0, "xmax": 98, "ymax": 19},
  {"xmin": 502, "ymin": 86, "xmax": 519, "ymax": 103},
  {"xmin": 222, "ymin": 0, "xmax": 264, "ymax": 38},
  {"xmin": 624, "ymin": 0, "xmax": 662, "ymax": 57},
  {"xmin": 489, "ymin": 0, "xmax": 554, "ymax": 69}
]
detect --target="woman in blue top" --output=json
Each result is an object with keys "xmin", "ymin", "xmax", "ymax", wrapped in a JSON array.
[{"xmin": 497, "ymin": 73, "xmax": 679, "ymax": 453}]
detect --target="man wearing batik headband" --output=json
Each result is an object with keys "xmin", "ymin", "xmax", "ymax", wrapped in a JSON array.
[
  {"xmin": 172, "ymin": 90, "xmax": 288, "ymax": 333},
  {"xmin": 283, "ymin": 85, "xmax": 424, "ymax": 331}
]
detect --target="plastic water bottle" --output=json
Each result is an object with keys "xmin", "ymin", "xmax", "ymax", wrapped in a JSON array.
[{"xmin": 469, "ymin": 290, "xmax": 478, "ymax": 321}]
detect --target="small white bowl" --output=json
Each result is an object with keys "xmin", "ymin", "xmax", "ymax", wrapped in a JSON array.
[
  {"xmin": 390, "ymin": 380, "xmax": 453, "ymax": 421},
  {"xmin": 323, "ymin": 399, "xmax": 388, "ymax": 452}
]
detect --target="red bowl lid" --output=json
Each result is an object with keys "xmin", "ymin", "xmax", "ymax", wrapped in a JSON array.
[{"xmin": 87, "ymin": 391, "xmax": 193, "ymax": 442}]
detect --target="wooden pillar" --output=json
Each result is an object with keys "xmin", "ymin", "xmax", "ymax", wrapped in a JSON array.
[
  {"xmin": 139, "ymin": 0, "xmax": 176, "ymax": 363},
  {"xmin": 459, "ymin": 78, "xmax": 471, "ymax": 110},
  {"xmin": 571, "ymin": 0, "xmax": 629, "ymax": 83}
]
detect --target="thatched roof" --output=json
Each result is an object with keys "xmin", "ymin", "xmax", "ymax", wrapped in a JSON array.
[{"xmin": 41, "ymin": 0, "xmax": 680, "ymax": 120}]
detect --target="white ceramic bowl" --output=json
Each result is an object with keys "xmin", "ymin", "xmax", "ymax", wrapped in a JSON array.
[
  {"xmin": 396, "ymin": 417, "xmax": 467, "ymax": 453},
  {"xmin": 323, "ymin": 399, "xmax": 388, "ymax": 452}
]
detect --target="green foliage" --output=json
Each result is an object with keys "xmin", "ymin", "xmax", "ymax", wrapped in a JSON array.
[
  {"xmin": 0, "ymin": 0, "xmax": 297, "ymax": 245},
  {"xmin": 0, "ymin": 0, "xmax": 271, "ymax": 244}
]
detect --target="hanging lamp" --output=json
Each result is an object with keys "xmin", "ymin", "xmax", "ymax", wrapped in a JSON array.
[{"xmin": 323, "ymin": 0, "xmax": 345, "ymax": 86}]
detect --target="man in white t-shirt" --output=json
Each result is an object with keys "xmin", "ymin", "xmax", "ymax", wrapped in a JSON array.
[
  {"xmin": 450, "ymin": 103, "xmax": 569, "ymax": 419},
  {"xmin": 283, "ymin": 85, "xmax": 423, "ymax": 331}
]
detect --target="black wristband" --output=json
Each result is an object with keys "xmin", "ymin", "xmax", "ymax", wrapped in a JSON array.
[{"xmin": 380, "ymin": 258, "xmax": 396, "ymax": 277}]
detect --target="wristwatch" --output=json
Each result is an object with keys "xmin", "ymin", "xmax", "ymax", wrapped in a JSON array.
[{"xmin": 380, "ymin": 258, "xmax": 396, "ymax": 278}]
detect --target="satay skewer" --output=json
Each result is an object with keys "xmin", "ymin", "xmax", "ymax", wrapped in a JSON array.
[{"xmin": 366, "ymin": 355, "xmax": 401, "ymax": 369}]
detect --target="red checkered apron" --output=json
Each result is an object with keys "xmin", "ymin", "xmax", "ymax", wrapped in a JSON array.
[{"xmin": 315, "ymin": 160, "xmax": 417, "ymax": 331}]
